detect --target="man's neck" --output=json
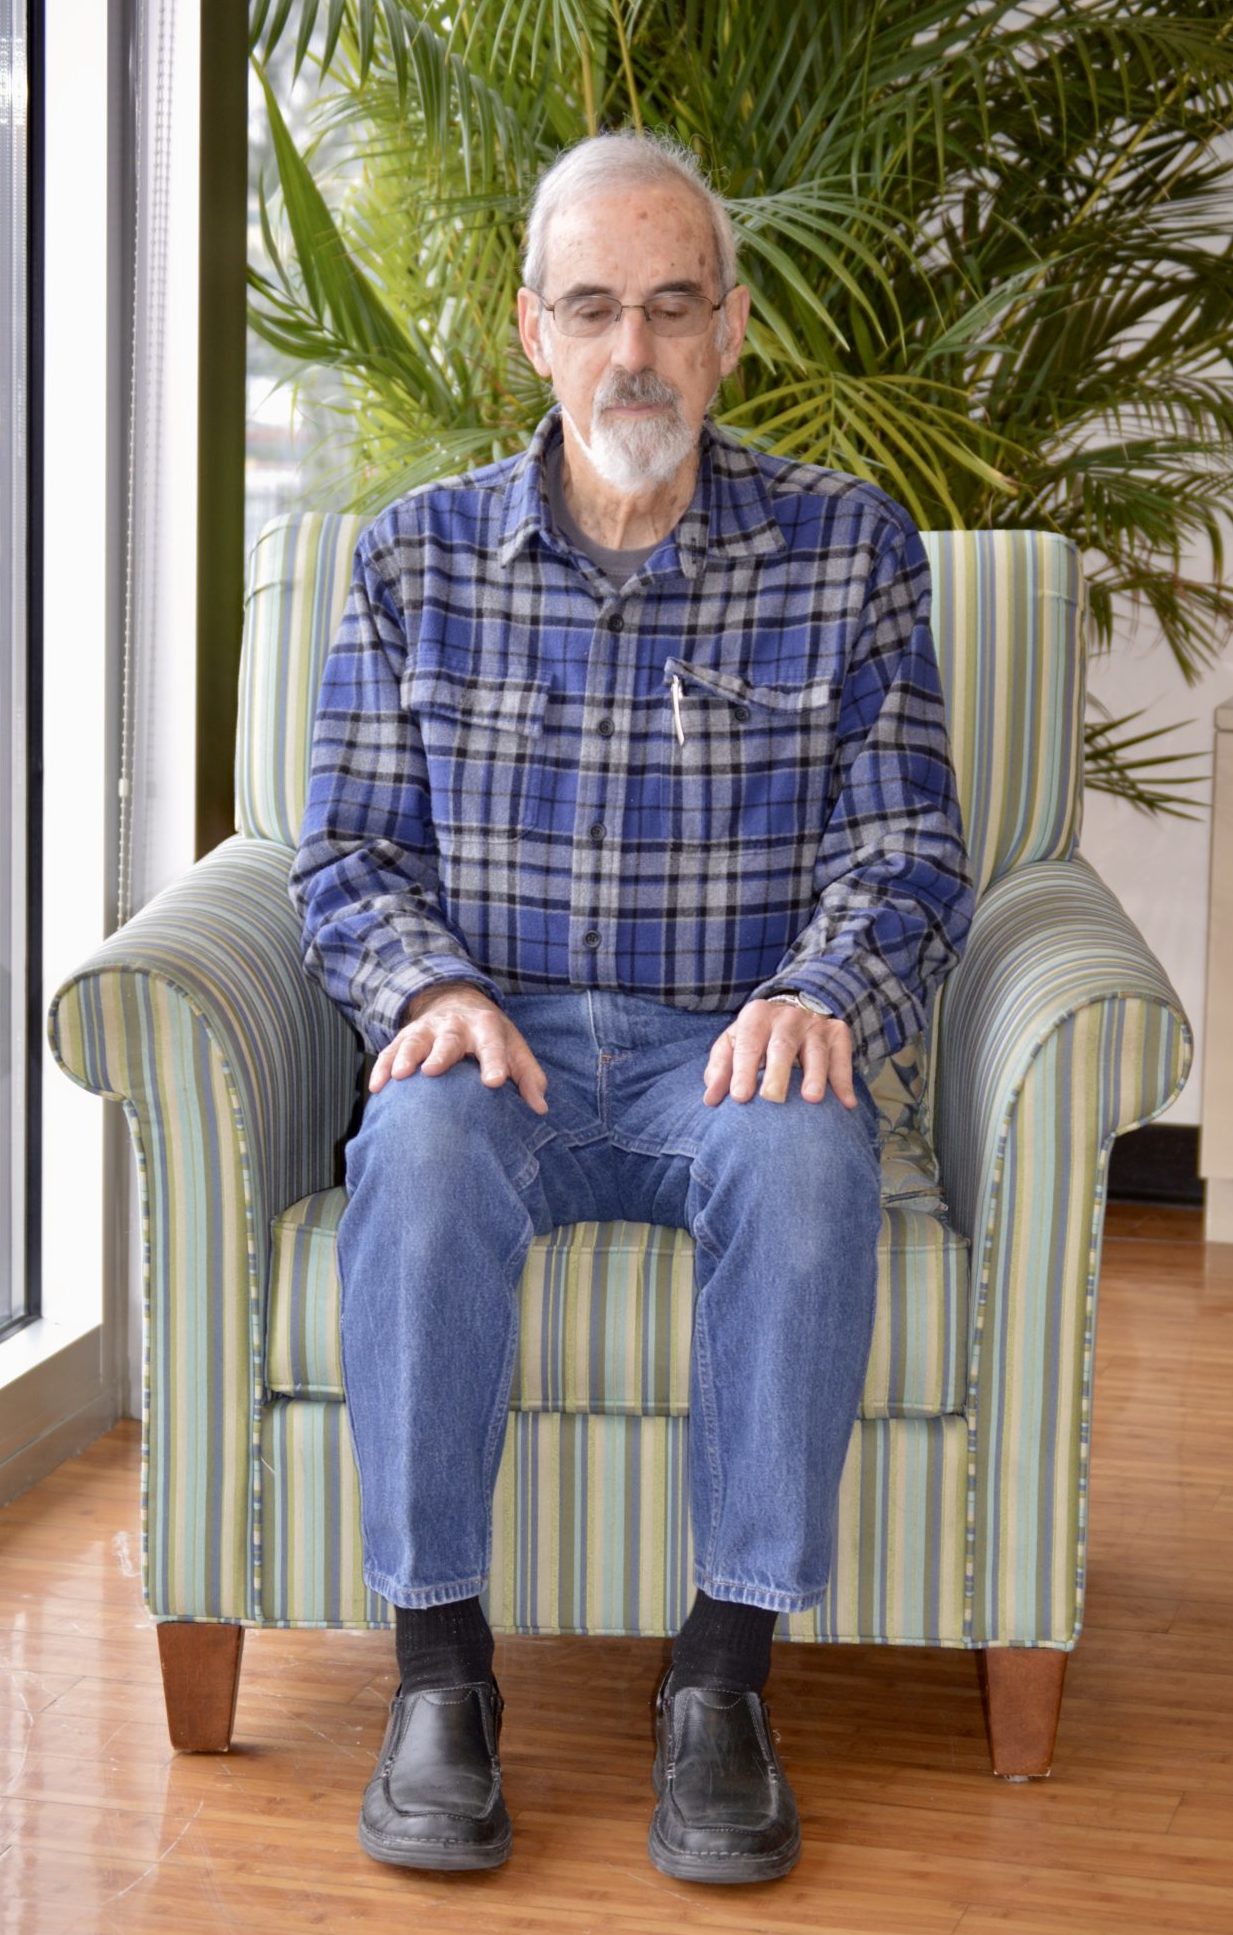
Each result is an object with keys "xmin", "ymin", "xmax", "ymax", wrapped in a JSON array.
[{"xmin": 557, "ymin": 416, "xmax": 700, "ymax": 552}]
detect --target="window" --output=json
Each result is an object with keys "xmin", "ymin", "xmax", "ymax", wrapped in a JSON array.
[
  {"xmin": 245, "ymin": 26, "xmax": 353, "ymax": 559},
  {"xmin": 0, "ymin": 0, "xmax": 40, "ymax": 1343}
]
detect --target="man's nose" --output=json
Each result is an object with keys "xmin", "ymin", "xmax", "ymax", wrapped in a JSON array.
[{"xmin": 608, "ymin": 303, "xmax": 658, "ymax": 363}]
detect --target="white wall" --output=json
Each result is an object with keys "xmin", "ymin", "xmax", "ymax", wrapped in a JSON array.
[{"xmin": 1080, "ymin": 553, "xmax": 1230, "ymax": 1129}]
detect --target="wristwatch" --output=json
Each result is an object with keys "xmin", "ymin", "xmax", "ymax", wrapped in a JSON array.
[{"xmin": 765, "ymin": 989, "xmax": 834, "ymax": 1019}]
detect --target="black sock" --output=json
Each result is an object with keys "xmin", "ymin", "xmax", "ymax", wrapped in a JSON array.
[
  {"xmin": 394, "ymin": 1597, "xmax": 494, "ymax": 1693},
  {"xmin": 670, "ymin": 1589, "xmax": 778, "ymax": 1695}
]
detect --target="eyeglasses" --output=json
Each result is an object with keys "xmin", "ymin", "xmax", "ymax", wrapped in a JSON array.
[{"xmin": 535, "ymin": 291, "xmax": 727, "ymax": 339}]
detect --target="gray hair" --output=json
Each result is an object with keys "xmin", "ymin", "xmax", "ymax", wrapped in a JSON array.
[{"xmin": 521, "ymin": 130, "xmax": 739, "ymax": 300}]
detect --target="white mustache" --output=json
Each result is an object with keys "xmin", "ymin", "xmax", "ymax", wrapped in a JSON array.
[{"xmin": 594, "ymin": 372, "xmax": 682, "ymax": 412}]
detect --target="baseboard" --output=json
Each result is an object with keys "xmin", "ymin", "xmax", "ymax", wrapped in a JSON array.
[
  {"xmin": 1108, "ymin": 1123, "xmax": 1202, "ymax": 1206},
  {"xmin": 0, "ymin": 1387, "xmax": 120, "ymax": 1506}
]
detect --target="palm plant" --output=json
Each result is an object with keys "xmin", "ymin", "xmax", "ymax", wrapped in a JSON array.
[{"xmin": 247, "ymin": 0, "xmax": 1233, "ymax": 814}]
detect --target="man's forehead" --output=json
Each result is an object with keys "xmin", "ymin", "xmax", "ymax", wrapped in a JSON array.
[{"xmin": 541, "ymin": 184, "xmax": 716, "ymax": 280}]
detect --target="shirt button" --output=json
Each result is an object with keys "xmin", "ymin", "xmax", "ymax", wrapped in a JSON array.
[
  {"xmin": 597, "ymin": 716, "xmax": 615, "ymax": 737},
  {"xmin": 589, "ymin": 822, "xmax": 606, "ymax": 844},
  {"xmin": 734, "ymin": 703, "xmax": 751, "ymax": 722},
  {"xmin": 583, "ymin": 929, "xmax": 602, "ymax": 949},
  {"xmin": 608, "ymin": 613, "xmax": 624, "ymax": 632}
]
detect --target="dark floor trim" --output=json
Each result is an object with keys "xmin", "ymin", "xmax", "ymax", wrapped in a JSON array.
[{"xmin": 1108, "ymin": 1123, "xmax": 1201, "ymax": 1206}]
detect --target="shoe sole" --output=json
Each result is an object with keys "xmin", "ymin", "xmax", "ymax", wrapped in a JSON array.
[{"xmin": 357, "ymin": 1816, "xmax": 512, "ymax": 1872}]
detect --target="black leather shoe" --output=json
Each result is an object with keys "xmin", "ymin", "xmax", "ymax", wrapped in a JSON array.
[
  {"xmin": 649, "ymin": 1668, "xmax": 801, "ymax": 1884},
  {"xmin": 358, "ymin": 1677, "xmax": 512, "ymax": 1871}
]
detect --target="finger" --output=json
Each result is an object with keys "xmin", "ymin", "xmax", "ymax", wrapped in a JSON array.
[
  {"xmin": 394, "ymin": 1021, "xmax": 437, "ymax": 1083},
  {"xmin": 506, "ymin": 1033, "xmax": 550, "ymax": 1115},
  {"xmin": 827, "ymin": 1024, "xmax": 859, "ymax": 1108},
  {"xmin": 758, "ymin": 1018, "xmax": 802, "ymax": 1105},
  {"xmin": 418, "ymin": 1022, "xmax": 469, "ymax": 1076},
  {"xmin": 728, "ymin": 1022, "xmax": 768, "ymax": 1104},
  {"xmin": 702, "ymin": 1027, "xmax": 737, "ymax": 1107},
  {"xmin": 472, "ymin": 1022, "xmax": 514, "ymax": 1090},
  {"xmin": 800, "ymin": 1025, "xmax": 830, "ymax": 1103},
  {"xmin": 369, "ymin": 1023, "xmax": 427, "ymax": 1092}
]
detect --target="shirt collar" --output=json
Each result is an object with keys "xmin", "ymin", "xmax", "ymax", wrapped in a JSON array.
[{"xmin": 497, "ymin": 406, "xmax": 788, "ymax": 580}]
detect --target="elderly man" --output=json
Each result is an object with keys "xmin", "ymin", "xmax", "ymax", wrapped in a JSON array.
[{"xmin": 290, "ymin": 130, "xmax": 973, "ymax": 1884}]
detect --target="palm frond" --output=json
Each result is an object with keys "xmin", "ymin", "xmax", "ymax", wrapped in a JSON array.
[{"xmin": 1084, "ymin": 708, "xmax": 1210, "ymax": 818}]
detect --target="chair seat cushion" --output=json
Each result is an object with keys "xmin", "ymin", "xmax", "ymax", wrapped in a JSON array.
[{"xmin": 265, "ymin": 1170, "xmax": 970, "ymax": 1420}]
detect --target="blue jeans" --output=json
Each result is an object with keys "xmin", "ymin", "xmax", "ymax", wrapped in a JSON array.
[{"xmin": 337, "ymin": 990, "xmax": 883, "ymax": 1616}]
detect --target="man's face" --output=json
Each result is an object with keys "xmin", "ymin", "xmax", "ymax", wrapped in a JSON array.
[{"xmin": 517, "ymin": 183, "xmax": 750, "ymax": 493}]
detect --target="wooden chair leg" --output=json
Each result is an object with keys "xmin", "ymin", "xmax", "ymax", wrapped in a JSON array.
[
  {"xmin": 977, "ymin": 1647, "xmax": 1068, "ymax": 1779},
  {"xmin": 155, "ymin": 1620, "xmax": 245, "ymax": 1751}
]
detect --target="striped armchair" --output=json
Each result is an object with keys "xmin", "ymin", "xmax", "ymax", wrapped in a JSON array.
[{"xmin": 47, "ymin": 518, "xmax": 1191, "ymax": 1775}]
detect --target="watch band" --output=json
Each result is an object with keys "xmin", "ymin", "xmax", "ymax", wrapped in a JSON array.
[{"xmin": 766, "ymin": 990, "xmax": 833, "ymax": 1018}]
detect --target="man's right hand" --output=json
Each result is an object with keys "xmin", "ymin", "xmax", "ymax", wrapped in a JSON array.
[{"xmin": 367, "ymin": 981, "xmax": 549, "ymax": 1114}]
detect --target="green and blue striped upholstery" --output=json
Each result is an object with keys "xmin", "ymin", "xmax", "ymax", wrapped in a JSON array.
[
  {"xmin": 261, "ymin": 1400, "xmax": 972, "ymax": 1643},
  {"xmin": 47, "ymin": 521, "xmax": 1191, "ymax": 1653},
  {"xmin": 265, "ymin": 1190, "xmax": 970, "ymax": 1418}
]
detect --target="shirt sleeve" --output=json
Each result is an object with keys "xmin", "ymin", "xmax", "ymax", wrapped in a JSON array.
[
  {"xmin": 751, "ymin": 512, "xmax": 975, "ymax": 1071},
  {"xmin": 288, "ymin": 527, "xmax": 506, "ymax": 1053}
]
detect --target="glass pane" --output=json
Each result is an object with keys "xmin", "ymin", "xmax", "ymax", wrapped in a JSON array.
[
  {"xmin": 0, "ymin": 2, "xmax": 29, "ymax": 1334},
  {"xmin": 245, "ymin": 29, "xmax": 353, "ymax": 562}
]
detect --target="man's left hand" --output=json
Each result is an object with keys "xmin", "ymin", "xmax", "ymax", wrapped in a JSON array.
[{"xmin": 703, "ymin": 999, "xmax": 858, "ymax": 1109}]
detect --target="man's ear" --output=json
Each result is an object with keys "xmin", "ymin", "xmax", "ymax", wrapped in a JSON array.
[
  {"xmin": 719, "ymin": 284, "xmax": 752, "ymax": 378},
  {"xmin": 517, "ymin": 287, "xmax": 553, "ymax": 379}
]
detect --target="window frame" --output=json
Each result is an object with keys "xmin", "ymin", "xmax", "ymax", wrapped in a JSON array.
[{"xmin": 0, "ymin": 0, "xmax": 42, "ymax": 1347}]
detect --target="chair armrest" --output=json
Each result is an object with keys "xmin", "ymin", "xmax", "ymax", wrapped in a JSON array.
[
  {"xmin": 933, "ymin": 854, "xmax": 1191, "ymax": 1243},
  {"xmin": 46, "ymin": 834, "xmax": 364, "ymax": 1621},
  {"xmin": 48, "ymin": 833, "xmax": 364, "ymax": 1217},
  {"xmin": 929, "ymin": 855, "xmax": 1192, "ymax": 1648}
]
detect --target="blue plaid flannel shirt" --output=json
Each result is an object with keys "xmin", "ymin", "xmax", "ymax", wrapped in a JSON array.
[{"xmin": 289, "ymin": 407, "xmax": 975, "ymax": 1072}]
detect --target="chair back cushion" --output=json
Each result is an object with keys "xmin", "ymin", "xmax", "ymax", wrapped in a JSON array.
[
  {"xmin": 237, "ymin": 513, "xmax": 1085, "ymax": 903},
  {"xmin": 237, "ymin": 511, "xmax": 368, "ymax": 852}
]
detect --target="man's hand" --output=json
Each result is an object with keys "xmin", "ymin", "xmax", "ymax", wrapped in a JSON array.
[
  {"xmin": 703, "ymin": 998, "xmax": 857, "ymax": 1108},
  {"xmin": 368, "ymin": 982, "xmax": 549, "ymax": 1114}
]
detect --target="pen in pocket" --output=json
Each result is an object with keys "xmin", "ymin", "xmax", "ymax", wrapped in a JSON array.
[{"xmin": 670, "ymin": 674, "xmax": 686, "ymax": 747}]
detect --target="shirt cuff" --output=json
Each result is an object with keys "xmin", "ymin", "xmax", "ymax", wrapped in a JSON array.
[{"xmin": 366, "ymin": 959, "xmax": 507, "ymax": 1052}]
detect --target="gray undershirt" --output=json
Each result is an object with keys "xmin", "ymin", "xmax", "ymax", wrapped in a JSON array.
[{"xmin": 544, "ymin": 439, "xmax": 659, "ymax": 583}]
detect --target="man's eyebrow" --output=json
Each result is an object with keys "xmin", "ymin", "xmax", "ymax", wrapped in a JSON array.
[
  {"xmin": 555, "ymin": 282, "xmax": 617, "ymax": 300},
  {"xmin": 554, "ymin": 278, "xmax": 709, "ymax": 300}
]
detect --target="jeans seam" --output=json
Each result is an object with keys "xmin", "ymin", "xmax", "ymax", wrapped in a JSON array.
[
  {"xmin": 693, "ymin": 1307, "xmax": 725, "ymax": 1578},
  {"xmin": 693, "ymin": 1571, "xmax": 828, "ymax": 1614},
  {"xmin": 476, "ymin": 1204, "xmax": 532, "ymax": 1583},
  {"xmin": 366, "ymin": 1567, "xmax": 489, "ymax": 1609},
  {"xmin": 609, "ymin": 1130, "xmax": 702, "ymax": 1165},
  {"xmin": 337, "ymin": 1211, "xmax": 379, "ymax": 1584}
]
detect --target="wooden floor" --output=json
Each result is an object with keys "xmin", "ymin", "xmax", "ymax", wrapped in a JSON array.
[{"xmin": 1, "ymin": 1202, "xmax": 1230, "ymax": 1934}]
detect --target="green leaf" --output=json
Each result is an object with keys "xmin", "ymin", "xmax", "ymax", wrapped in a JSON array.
[
  {"xmin": 260, "ymin": 0, "xmax": 298, "ymax": 63},
  {"xmin": 320, "ymin": 0, "xmax": 348, "ymax": 76},
  {"xmin": 290, "ymin": 0, "xmax": 322, "ymax": 81},
  {"xmin": 249, "ymin": 0, "xmax": 273, "ymax": 57}
]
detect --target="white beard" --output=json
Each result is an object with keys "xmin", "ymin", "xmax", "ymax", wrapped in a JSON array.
[
  {"xmin": 554, "ymin": 367, "xmax": 699, "ymax": 495},
  {"xmin": 571, "ymin": 399, "xmax": 698, "ymax": 493}
]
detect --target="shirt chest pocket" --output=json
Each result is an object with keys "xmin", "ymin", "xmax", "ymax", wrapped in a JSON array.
[
  {"xmin": 662, "ymin": 656, "xmax": 839, "ymax": 849},
  {"xmin": 402, "ymin": 657, "xmax": 551, "ymax": 839}
]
